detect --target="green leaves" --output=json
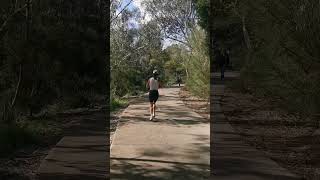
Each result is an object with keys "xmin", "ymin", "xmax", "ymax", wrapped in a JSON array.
[
  {"xmin": 194, "ymin": 0, "xmax": 209, "ymax": 29},
  {"xmin": 216, "ymin": 0, "xmax": 320, "ymax": 116}
]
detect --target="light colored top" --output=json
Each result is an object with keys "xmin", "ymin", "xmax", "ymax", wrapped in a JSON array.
[{"xmin": 148, "ymin": 77, "xmax": 159, "ymax": 90}]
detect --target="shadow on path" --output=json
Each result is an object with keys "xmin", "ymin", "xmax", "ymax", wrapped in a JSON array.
[
  {"xmin": 111, "ymin": 87, "xmax": 210, "ymax": 179},
  {"xmin": 111, "ymin": 157, "xmax": 209, "ymax": 180},
  {"xmin": 37, "ymin": 111, "xmax": 108, "ymax": 180},
  {"xmin": 211, "ymin": 71, "xmax": 301, "ymax": 180}
]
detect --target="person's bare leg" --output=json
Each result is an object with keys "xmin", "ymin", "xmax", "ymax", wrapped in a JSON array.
[
  {"xmin": 149, "ymin": 103, "xmax": 153, "ymax": 120},
  {"xmin": 152, "ymin": 102, "xmax": 155, "ymax": 116},
  {"xmin": 153, "ymin": 103, "xmax": 156, "ymax": 117}
]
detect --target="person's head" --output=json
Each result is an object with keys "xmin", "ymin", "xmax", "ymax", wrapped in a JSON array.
[{"xmin": 152, "ymin": 70, "xmax": 159, "ymax": 79}]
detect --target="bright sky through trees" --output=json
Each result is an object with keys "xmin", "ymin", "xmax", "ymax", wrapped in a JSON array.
[{"xmin": 115, "ymin": 0, "xmax": 179, "ymax": 49}]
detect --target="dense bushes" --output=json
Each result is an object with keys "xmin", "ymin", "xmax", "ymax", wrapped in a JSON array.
[
  {"xmin": 0, "ymin": 0, "xmax": 106, "ymax": 116},
  {"xmin": 194, "ymin": 0, "xmax": 320, "ymax": 118},
  {"xmin": 183, "ymin": 27, "xmax": 210, "ymax": 99},
  {"xmin": 0, "ymin": 0, "xmax": 107, "ymax": 153},
  {"xmin": 237, "ymin": 1, "xmax": 320, "ymax": 117}
]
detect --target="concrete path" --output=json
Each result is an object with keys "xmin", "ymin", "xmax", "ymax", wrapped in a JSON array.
[
  {"xmin": 211, "ymin": 71, "xmax": 301, "ymax": 179},
  {"xmin": 37, "ymin": 110, "xmax": 108, "ymax": 180},
  {"xmin": 110, "ymin": 87, "xmax": 210, "ymax": 179}
]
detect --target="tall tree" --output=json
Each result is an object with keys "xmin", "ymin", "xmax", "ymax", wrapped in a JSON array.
[{"xmin": 144, "ymin": 0, "xmax": 197, "ymax": 47}]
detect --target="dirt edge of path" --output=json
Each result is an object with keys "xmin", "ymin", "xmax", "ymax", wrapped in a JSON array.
[
  {"xmin": 178, "ymin": 87, "xmax": 210, "ymax": 120},
  {"xmin": 222, "ymin": 86, "xmax": 319, "ymax": 180}
]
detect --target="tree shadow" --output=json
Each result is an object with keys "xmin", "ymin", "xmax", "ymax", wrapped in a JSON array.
[
  {"xmin": 119, "ymin": 112, "xmax": 208, "ymax": 126},
  {"xmin": 117, "ymin": 99, "xmax": 209, "ymax": 127},
  {"xmin": 110, "ymin": 88, "xmax": 210, "ymax": 179},
  {"xmin": 37, "ymin": 109, "xmax": 109, "ymax": 179},
  {"xmin": 37, "ymin": 140, "xmax": 108, "ymax": 180},
  {"xmin": 210, "ymin": 106, "xmax": 302, "ymax": 179},
  {"xmin": 211, "ymin": 124, "xmax": 302, "ymax": 179},
  {"xmin": 111, "ymin": 117, "xmax": 210, "ymax": 179},
  {"xmin": 212, "ymin": 156, "xmax": 302, "ymax": 180},
  {"xmin": 110, "ymin": 157, "xmax": 209, "ymax": 180}
]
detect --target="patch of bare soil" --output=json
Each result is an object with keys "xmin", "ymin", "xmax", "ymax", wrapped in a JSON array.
[
  {"xmin": 222, "ymin": 87, "xmax": 320, "ymax": 180},
  {"xmin": 179, "ymin": 87, "xmax": 210, "ymax": 120}
]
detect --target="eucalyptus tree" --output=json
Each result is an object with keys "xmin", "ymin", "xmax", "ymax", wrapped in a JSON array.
[
  {"xmin": 197, "ymin": 0, "xmax": 320, "ymax": 116},
  {"xmin": 143, "ymin": 0, "xmax": 197, "ymax": 47},
  {"xmin": 111, "ymin": 0, "xmax": 167, "ymax": 96},
  {"xmin": 139, "ymin": 0, "xmax": 210, "ymax": 98},
  {"xmin": 111, "ymin": 1, "xmax": 138, "ymax": 96}
]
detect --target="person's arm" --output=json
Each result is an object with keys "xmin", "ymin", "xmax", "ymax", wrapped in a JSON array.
[
  {"xmin": 158, "ymin": 81, "xmax": 161, "ymax": 96},
  {"xmin": 146, "ymin": 79, "xmax": 150, "ymax": 91}
]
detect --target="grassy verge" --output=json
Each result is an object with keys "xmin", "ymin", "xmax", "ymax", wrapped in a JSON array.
[{"xmin": 111, "ymin": 97, "xmax": 129, "ymax": 112}]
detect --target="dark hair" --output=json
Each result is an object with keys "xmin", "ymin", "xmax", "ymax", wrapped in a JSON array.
[{"xmin": 153, "ymin": 73, "xmax": 158, "ymax": 80}]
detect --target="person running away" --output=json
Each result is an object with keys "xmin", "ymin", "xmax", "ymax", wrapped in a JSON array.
[{"xmin": 146, "ymin": 70, "xmax": 161, "ymax": 121}]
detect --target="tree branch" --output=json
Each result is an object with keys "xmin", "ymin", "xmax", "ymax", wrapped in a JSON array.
[
  {"xmin": 163, "ymin": 35, "xmax": 190, "ymax": 47},
  {"xmin": 111, "ymin": 0, "xmax": 134, "ymax": 23},
  {"xmin": 0, "ymin": 2, "xmax": 30, "ymax": 38},
  {"xmin": 11, "ymin": 64, "xmax": 22, "ymax": 108}
]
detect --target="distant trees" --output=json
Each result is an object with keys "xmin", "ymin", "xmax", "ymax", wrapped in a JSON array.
[
  {"xmin": 110, "ymin": 0, "xmax": 169, "ymax": 98},
  {"xmin": 164, "ymin": 44, "xmax": 185, "ymax": 83},
  {"xmin": 132, "ymin": 0, "xmax": 210, "ymax": 99},
  {"xmin": 110, "ymin": 0, "xmax": 210, "ymax": 100}
]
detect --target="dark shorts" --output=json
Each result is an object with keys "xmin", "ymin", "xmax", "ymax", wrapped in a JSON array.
[{"xmin": 149, "ymin": 90, "xmax": 159, "ymax": 103}]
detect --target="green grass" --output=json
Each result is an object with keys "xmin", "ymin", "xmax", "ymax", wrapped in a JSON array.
[{"xmin": 111, "ymin": 97, "xmax": 128, "ymax": 112}]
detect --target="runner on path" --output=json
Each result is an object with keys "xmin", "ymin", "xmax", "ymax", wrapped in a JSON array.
[
  {"xmin": 177, "ymin": 75, "xmax": 182, "ymax": 87},
  {"xmin": 215, "ymin": 49, "xmax": 226, "ymax": 80},
  {"xmin": 146, "ymin": 70, "xmax": 161, "ymax": 121}
]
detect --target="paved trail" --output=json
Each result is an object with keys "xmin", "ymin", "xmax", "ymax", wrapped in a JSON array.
[
  {"xmin": 110, "ymin": 87, "xmax": 210, "ymax": 179},
  {"xmin": 211, "ymin": 72, "xmax": 301, "ymax": 180},
  {"xmin": 37, "ymin": 110, "xmax": 108, "ymax": 180},
  {"xmin": 36, "ymin": 72, "xmax": 301, "ymax": 180}
]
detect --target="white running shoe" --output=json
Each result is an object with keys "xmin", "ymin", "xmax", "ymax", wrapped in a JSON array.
[{"xmin": 149, "ymin": 115, "xmax": 153, "ymax": 121}]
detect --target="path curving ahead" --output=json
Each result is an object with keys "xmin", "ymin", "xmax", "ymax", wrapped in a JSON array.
[{"xmin": 110, "ymin": 86, "xmax": 210, "ymax": 179}]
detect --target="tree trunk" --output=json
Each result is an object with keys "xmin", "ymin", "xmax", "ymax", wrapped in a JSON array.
[
  {"xmin": 242, "ymin": 16, "xmax": 251, "ymax": 50},
  {"xmin": 185, "ymin": 68, "xmax": 189, "ymax": 79},
  {"xmin": 26, "ymin": 0, "xmax": 31, "ymax": 40},
  {"xmin": 11, "ymin": 64, "xmax": 22, "ymax": 108}
]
